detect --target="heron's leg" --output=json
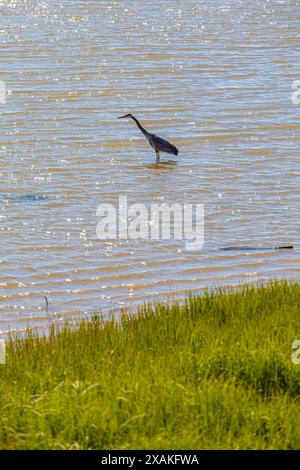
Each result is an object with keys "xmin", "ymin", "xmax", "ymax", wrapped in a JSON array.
[{"xmin": 156, "ymin": 150, "xmax": 160, "ymax": 163}]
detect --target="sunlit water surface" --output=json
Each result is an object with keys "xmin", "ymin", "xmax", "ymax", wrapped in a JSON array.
[{"xmin": 0, "ymin": 0, "xmax": 299, "ymax": 334}]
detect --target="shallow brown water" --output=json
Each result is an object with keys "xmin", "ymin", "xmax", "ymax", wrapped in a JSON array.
[{"xmin": 0, "ymin": 0, "xmax": 299, "ymax": 334}]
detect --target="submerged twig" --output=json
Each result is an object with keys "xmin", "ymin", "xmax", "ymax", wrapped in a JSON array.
[{"xmin": 44, "ymin": 296, "xmax": 49, "ymax": 316}]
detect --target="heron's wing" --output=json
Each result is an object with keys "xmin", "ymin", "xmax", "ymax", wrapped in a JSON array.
[{"xmin": 152, "ymin": 134, "xmax": 178, "ymax": 155}]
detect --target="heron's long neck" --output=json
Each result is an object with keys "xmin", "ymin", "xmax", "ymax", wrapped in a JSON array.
[{"xmin": 131, "ymin": 116, "xmax": 150, "ymax": 138}]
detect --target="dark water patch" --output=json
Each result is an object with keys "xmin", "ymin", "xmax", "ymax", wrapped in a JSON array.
[{"xmin": 3, "ymin": 194, "xmax": 48, "ymax": 202}]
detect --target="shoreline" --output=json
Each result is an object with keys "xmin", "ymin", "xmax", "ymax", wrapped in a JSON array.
[{"xmin": 1, "ymin": 277, "xmax": 298, "ymax": 338}]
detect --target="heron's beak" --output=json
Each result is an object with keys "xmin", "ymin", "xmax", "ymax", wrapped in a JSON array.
[{"xmin": 118, "ymin": 114, "xmax": 130, "ymax": 119}]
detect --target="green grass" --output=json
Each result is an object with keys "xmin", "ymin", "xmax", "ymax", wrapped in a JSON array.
[{"xmin": 1, "ymin": 281, "xmax": 300, "ymax": 449}]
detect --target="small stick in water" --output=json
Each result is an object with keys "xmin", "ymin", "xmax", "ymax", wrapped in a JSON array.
[
  {"xmin": 219, "ymin": 245, "xmax": 294, "ymax": 251},
  {"xmin": 44, "ymin": 296, "xmax": 49, "ymax": 316},
  {"xmin": 274, "ymin": 246, "xmax": 294, "ymax": 250}
]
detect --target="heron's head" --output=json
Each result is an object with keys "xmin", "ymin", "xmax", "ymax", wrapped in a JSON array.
[{"xmin": 118, "ymin": 113, "xmax": 134, "ymax": 119}]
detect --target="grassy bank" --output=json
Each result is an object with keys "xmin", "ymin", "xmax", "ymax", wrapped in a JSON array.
[{"xmin": 1, "ymin": 281, "xmax": 300, "ymax": 449}]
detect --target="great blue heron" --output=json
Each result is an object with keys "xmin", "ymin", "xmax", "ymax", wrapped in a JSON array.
[{"xmin": 118, "ymin": 114, "xmax": 178, "ymax": 163}]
